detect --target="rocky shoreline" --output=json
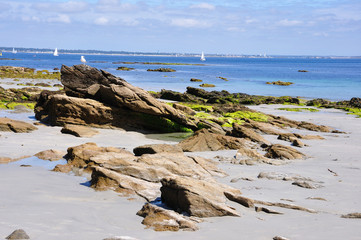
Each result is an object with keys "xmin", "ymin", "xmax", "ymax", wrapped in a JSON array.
[{"xmin": 1, "ymin": 65, "xmax": 361, "ymax": 239}]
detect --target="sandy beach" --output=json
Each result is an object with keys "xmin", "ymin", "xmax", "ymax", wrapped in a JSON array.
[{"xmin": 1, "ymin": 104, "xmax": 361, "ymax": 240}]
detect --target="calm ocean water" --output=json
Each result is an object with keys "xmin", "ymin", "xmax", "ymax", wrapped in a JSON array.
[{"xmin": 1, "ymin": 52, "xmax": 360, "ymax": 101}]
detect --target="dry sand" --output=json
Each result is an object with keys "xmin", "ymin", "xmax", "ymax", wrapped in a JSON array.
[{"xmin": 1, "ymin": 105, "xmax": 361, "ymax": 240}]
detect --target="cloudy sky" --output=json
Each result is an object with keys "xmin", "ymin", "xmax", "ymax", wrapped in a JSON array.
[{"xmin": 1, "ymin": 0, "xmax": 360, "ymax": 55}]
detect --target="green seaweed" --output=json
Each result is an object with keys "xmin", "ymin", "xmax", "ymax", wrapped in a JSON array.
[
  {"xmin": 0, "ymin": 101, "xmax": 36, "ymax": 110},
  {"xmin": 139, "ymin": 113, "xmax": 193, "ymax": 132},
  {"xmin": 180, "ymin": 103, "xmax": 213, "ymax": 112},
  {"xmin": 223, "ymin": 111, "xmax": 268, "ymax": 122},
  {"xmin": 343, "ymin": 108, "xmax": 361, "ymax": 118}
]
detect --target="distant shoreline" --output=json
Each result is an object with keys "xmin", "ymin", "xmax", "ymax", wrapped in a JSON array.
[{"xmin": 1, "ymin": 47, "xmax": 360, "ymax": 59}]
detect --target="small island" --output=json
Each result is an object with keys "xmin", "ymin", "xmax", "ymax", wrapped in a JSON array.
[
  {"xmin": 117, "ymin": 66, "xmax": 135, "ymax": 71},
  {"xmin": 147, "ymin": 68, "xmax": 176, "ymax": 72},
  {"xmin": 199, "ymin": 83, "xmax": 215, "ymax": 87},
  {"xmin": 266, "ymin": 80, "xmax": 294, "ymax": 86},
  {"xmin": 190, "ymin": 78, "xmax": 203, "ymax": 82}
]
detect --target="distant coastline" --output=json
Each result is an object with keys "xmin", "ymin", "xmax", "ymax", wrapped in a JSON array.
[{"xmin": 1, "ymin": 46, "xmax": 360, "ymax": 59}]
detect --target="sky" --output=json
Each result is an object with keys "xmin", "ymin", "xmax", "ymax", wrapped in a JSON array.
[{"xmin": 0, "ymin": 0, "xmax": 360, "ymax": 56}]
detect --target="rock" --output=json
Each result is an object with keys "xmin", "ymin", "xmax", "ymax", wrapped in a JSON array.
[
  {"xmin": 160, "ymin": 176, "xmax": 240, "ymax": 217},
  {"xmin": 235, "ymin": 148, "xmax": 277, "ymax": 165},
  {"xmin": 136, "ymin": 203, "xmax": 199, "ymax": 231},
  {"xmin": 264, "ymin": 144, "xmax": 305, "ymax": 160},
  {"xmin": 278, "ymin": 132, "xmax": 324, "ymax": 141},
  {"xmin": 231, "ymin": 123, "xmax": 270, "ymax": 146},
  {"xmin": 116, "ymin": 66, "xmax": 135, "ymax": 71},
  {"xmin": 242, "ymin": 119, "xmax": 282, "ymax": 135},
  {"xmin": 349, "ymin": 97, "xmax": 361, "ymax": 108},
  {"xmin": 172, "ymin": 103, "xmax": 196, "ymax": 116},
  {"xmin": 52, "ymin": 164, "xmax": 72, "ymax": 173},
  {"xmin": 292, "ymin": 138, "xmax": 305, "ymax": 147},
  {"xmin": 35, "ymin": 65, "xmax": 197, "ymax": 132},
  {"xmin": 5, "ymin": 229, "xmax": 30, "ymax": 239},
  {"xmin": 253, "ymin": 200, "xmax": 317, "ymax": 213},
  {"xmin": 273, "ymin": 236, "xmax": 290, "ymax": 240},
  {"xmin": 297, "ymin": 121, "xmax": 332, "ymax": 132},
  {"xmin": 178, "ymin": 128, "xmax": 246, "ymax": 152},
  {"xmin": 257, "ymin": 172, "xmax": 317, "ymax": 182},
  {"xmin": 90, "ymin": 166, "xmax": 161, "ymax": 201},
  {"xmin": 224, "ymin": 192, "xmax": 255, "ymax": 208},
  {"xmin": 298, "ymin": 69, "xmax": 308, "ymax": 72},
  {"xmin": 196, "ymin": 119, "xmax": 226, "ymax": 135},
  {"xmin": 255, "ymin": 206, "xmax": 283, "ymax": 214},
  {"xmin": 266, "ymin": 80, "xmax": 293, "ymax": 86},
  {"xmin": 34, "ymin": 149, "xmax": 66, "ymax": 161},
  {"xmin": 137, "ymin": 153, "xmax": 225, "ymax": 179},
  {"xmin": 306, "ymin": 98, "xmax": 330, "ymax": 106},
  {"xmin": 199, "ymin": 83, "xmax": 215, "ymax": 88},
  {"xmin": 159, "ymin": 89, "xmax": 195, "ymax": 102},
  {"xmin": 341, "ymin": 212, "xmax": 361, "ymax": 219},
  {"xmin": 147, "ymin": 68, "xmax": 176, "ymax": 72},
  {"xmin": 133, "ymin": 144, "xmax": 183, "ymax": 156},
  {"xmin": 0, "ymin": 117, "xmax": 37, "ymax": 133},
  {"xmin": 65, "ymin": 142, "xmax": 132, "ymax": 168},
  {"xmin": 292, "ymin": 181, "xmax": 321, "ymax": 189},
  {"xmin": 190, "ymin": 78, "xmax": 202, "ymax": 82},
  {"xmin": 61, "ymin": 124, "xmax": 99, "ymax": 137},
  {"xmin": 0, "ymin": 156, "xmax": 13, "ymax": 164}
]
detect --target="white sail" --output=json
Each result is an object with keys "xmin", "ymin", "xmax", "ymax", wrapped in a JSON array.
[
  {"xmin": 12, "ymin": 48, "xmax": 17, "ymax": 54},
  {"xmin": 200, "ymin": 52, "xmax": 206, "ymax": 61},
  {"xmin": 53, "ymin": 48, "xmax": 59, "ymax": 56}
]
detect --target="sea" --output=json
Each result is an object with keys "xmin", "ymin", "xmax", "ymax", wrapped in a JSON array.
[{"xmin": 1, "ymin": 52, "xmax": 361, "ymax": 101}]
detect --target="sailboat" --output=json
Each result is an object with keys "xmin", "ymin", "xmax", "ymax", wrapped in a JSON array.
[
  {"xmin": 200, "ymin": 51, "xmax": 206, "ymax": 61},
  {"xmin": 53, "ymin": 48, "xmax": 59, "ymax": 56},
  {"xmin": 12, "ymin": 48, "xmax": 17, "ymax": 54}
]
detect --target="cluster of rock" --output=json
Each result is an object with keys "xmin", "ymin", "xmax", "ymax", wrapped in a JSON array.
[{"xmin": 52, "ymin": 139, "xmax": 317, "ymax": 231}]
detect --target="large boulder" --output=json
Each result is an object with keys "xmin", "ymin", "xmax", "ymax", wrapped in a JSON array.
[
  {"xmin": 160, "ymin": 176, "xmax": 240, "ymax": 217},
  {"xmin": 59, "ymin": 64, "xmax": 196, "ymax": 130},
  {"xmin": 0, "ymin": 117, "xmax": 37, "ymax": 133}
]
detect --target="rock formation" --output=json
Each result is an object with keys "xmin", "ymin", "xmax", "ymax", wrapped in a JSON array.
[{"xmin": 35, "ymin": 65, "xmax": 197, "ymax": 132}]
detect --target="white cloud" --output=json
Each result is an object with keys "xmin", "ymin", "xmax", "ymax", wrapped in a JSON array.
[
  {"xmin": 277, "ymin": 19, "xmax": 303, "ymax": 26},
  {"xmin": 33, "ymin": 1, "xmax": 88, "ymax": 13},
  {"xmin": 47, "ymin": 14, "xmax": 71, "ymax": 24},
  {"xmin": 190, "ymin": 3, "xmax": 215, "ymax": 10},
  {"xmin": 94, "ymin": 17, "xmax": 109, "ymax": 25},
  {"xmin": 170, "ymin": 18, "xmax": 212, "ymax": 28},
  {"xmin": 58, "ymin": 1, "xmax": 89, "ymax": 13}
]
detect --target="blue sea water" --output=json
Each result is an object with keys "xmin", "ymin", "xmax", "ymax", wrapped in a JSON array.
[{"xmin": 1, "ymin": 52, "xmax": 360, "ymax": 101}]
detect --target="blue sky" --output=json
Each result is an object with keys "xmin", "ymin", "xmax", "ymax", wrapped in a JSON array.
[{"xmin": 1, "ymin": 0, "xmax": 360, "ymax": 56}]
